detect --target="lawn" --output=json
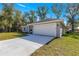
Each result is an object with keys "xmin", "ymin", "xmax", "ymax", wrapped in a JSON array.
[
  {"xmin": 32, "ymin": 32, "xmax": 79, "ymax": 56},
  {"xmin": 0, "ymin": 32, "xmax": 26, "ymax": 41}
]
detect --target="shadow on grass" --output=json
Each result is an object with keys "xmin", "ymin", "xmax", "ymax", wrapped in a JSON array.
[
  {"xmin": 0, "ymin": 32, "xmax": 27, "ymax": 41},
  {"xmin": 12, "ymin": 32, "xmax": 27, "ymax": 38},
  {"xmin": 63, "ymin": 32, "xmax": 79, "ymax": 40}
]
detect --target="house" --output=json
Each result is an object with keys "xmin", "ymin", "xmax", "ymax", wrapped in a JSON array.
[
  {"xmin": 65, "ymin": 23, "xmax": 72, "ymax": 33},
  {"xmin": 75, "ymin": 27, "xmax": 79, "ymax": 32},
  {"xmin": 22, "ymin": 19, "xmax": 64, "ymax": 37}
]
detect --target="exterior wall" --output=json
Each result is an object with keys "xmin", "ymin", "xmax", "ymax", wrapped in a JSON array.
[
  {"xmin": 33, "ymin": 23, "xmax": 57, "ymax": 37},
  {"xmin": 29, "ymin": 25, "xmax": 33, "ymax": 33},
  {"xmin": 56, "ymin": 23, "xmax": 62, "ymax": 37},
  {"xmin": 22, "ymin": 26, "xmax": 29, "ymax": 32},
  {"xmin": 60, "ymin": 28, "xmax": 62, "ymax": 37},
  {"xmin": 21, "ymin": 22, "xmax": 63, "ymax": 37}
]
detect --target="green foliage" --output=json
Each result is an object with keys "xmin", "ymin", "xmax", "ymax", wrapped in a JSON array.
[
  {"xmin": 0, "ymin": 4, "xmax": 27, "ymax": 32},
  {"xmin": 24, "ymin": 10, "xmax": 37, "ymax": 23},
  {"xmin": 52, "ymin": 4, "xmax": 63, "ymax": 19},
  {"xmin": 37, "ymin": 6, "xmax": 48, "ymax": 21},
  {"xmin": 66, "ymin": 4, "xmax": 79, "ymax": 32}
]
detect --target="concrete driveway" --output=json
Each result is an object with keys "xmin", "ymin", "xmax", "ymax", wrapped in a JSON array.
[{"xmin": 0, "ymin": 34, "xmax": 53, "ymax": 56}]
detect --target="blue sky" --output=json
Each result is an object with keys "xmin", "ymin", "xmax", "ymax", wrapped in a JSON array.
[
  {"xmin": 0, "ymin": 3, "xmax": 68, "ymax": 24},
  {"xmin": 14, "ymin": 3, "xmax": 54, "ymax": 18}
]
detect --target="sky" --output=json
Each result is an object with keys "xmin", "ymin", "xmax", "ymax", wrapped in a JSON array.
[
  {"xmin": 14, "ymin": 3, "xmax": 55, "ymax": 18},
  {"xmin": 0, "ymin": 3, "xmax": 68, "ymax": 24}
]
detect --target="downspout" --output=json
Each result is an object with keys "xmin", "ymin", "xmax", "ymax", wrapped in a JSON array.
[{"xmin": 56, "ymin": 23, "xmax": 59, "ymax": 37}]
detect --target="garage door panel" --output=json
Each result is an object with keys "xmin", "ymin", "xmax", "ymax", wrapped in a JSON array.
[{"xmin": 33, "ymin": 23, "xmax": 57, "ymax": 37}]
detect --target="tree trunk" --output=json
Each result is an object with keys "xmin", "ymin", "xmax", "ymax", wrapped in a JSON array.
[
  {"xmin": 8, "ymin": 28, "xmax": 11, "ymax": 32},
  {"xmin": 5, "ymin": 26, "xmax": 8, "ymax": 32},
  {"xmin": 71, "ymin": 16, "xmax": 75, "ymax": 32},
  {"xmin": 72, "ymin": 22, "xmax": 74, "ymax": 32}
]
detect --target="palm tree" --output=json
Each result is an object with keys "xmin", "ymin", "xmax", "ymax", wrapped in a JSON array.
[
  {"xmin": 37, "ymin": 6, "xmax": 48, "ymax": 21},
  {"xmin": 52, "ymin": 4, "xmax": 63, "ymax": 19},
  {"xmin": 24, "ymin": 10, "xmax": 37, "ymax": 23},
  {"xmin": 29, "ymin": 10, "xmax": 37, "ymax": 23}
]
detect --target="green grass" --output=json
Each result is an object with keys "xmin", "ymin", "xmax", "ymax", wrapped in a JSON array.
[
  {"xmin": 32, "ymin": 32, "xmax": 79, "ymax": 56},
  {"xmin": 0, "ymin": 32, "xmax": 26, "ymax": 41}
]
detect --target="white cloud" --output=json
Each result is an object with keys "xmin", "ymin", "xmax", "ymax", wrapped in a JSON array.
[{"xmin": 18, "ymin": 4, "xmax": 26, "ymax": 7}]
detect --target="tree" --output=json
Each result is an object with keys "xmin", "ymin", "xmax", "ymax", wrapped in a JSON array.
[
  {"xmin": 14, "ymin": 10, "xmax": 26, "ymax": 32},
  {"xmin": 0, "ymin": 15, "xmax": 5, "ymax": 32},
  {"xmin": 29, "ymin": 10, "xmax": 37, "ymax": 23},
  {"xmin": 75, "ymin": 20, "xmax": 79, "ymax": 27},
  {"xmin": 24, "ymin": 10, "xmax": 37, "ymax": 23},
  {"xmin": 2, "ymin": 3, "xmax": 14, "ymax": 32},
  {"xmin": 66, "ymin": 4, "xmax": 79, "ymax": 32},
  {"xmin": 0, "ymin": 3, "xmax": 27, "ymax": 32},
  {"xmin": 52, "ymin": 4, "xmax": 63, "ymax": 19},
  {"xmin": 37, "ymin": 6, "xmax": 48, "ymax": 21}
]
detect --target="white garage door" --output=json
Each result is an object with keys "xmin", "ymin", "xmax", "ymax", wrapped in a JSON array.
[{"xmin": 33, "ymin": 23, "xmax": 57, "ymax": 37}]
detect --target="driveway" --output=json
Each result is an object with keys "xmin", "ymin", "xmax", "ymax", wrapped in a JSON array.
[{"xmin": 0, "ymin": 34, "xmax": 53, "ymax": 56}]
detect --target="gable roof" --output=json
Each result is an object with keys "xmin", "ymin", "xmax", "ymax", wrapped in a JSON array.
[{"xmin": 28, "ymin": 19, "xmax": 64, "ymax": 25}]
